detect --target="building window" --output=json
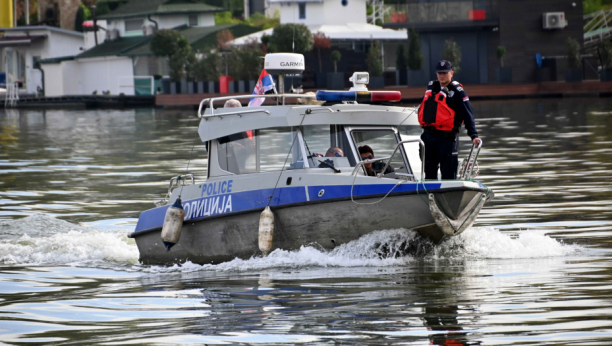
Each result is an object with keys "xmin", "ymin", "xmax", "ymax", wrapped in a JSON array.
[
  {"xmin": 125, "ymin": 18, "xmax": 143, "ymax": 32},
  {"xmin": 299, "ymin": 3, "xmax": 306, "ymax": 19},
  {"xmin": 188, "ymin": 14, "xmax": 198, "ymax": 27}
]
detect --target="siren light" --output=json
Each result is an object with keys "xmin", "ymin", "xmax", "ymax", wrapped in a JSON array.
[{"xmin": 315, "ymin": 90, "xmax": 402, "ymax": 103}]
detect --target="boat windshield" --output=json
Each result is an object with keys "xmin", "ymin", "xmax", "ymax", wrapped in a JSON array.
[
  {"xmin": 302, "ymin": 125, "xmax": 357, "ymax": 168},
  {"xmin": 351, "ymin": 129, "xmax": 407, "ymax": 176},
  {"xmin": 217, "ymin": 127, "xmax": 303, "ymax": 174}
]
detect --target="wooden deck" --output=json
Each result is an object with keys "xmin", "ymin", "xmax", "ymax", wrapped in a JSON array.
[{"xmin": 156, "ymin": 81, "xmax": 612, "ymax": 107}]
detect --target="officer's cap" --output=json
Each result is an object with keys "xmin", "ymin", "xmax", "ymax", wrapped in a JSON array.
[{"xmin": 435, "ymin": 60, "xmax": 453, "ymax": 73}]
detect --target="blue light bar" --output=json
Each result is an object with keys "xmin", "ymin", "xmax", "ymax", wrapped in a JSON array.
[{"xmin": 315, "ymin": 90, "xmax": 402, "ymax": 102}]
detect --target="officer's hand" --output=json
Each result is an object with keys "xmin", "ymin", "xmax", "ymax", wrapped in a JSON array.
[{"xmin": 473, "ymin": 138, "xmax": 482, "ymax": 147}]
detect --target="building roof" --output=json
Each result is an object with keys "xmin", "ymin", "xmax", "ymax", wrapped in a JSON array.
[
  {"xmin": 73, "ymin": 24, "xmax": 260, "ymax": 59},
  {"xmin": 76, "ymin": 36, "xmax": 150, "ymax": 58},
  {"xmin": 38, "ymin": 56, "xmax": 76, "ymax": 64},
  {"xmin": 99, "ymin": 0, "xmax": 224, "ymax": 20},
  {"xmin": 231, "ymin": 23, "xmax": 407, "ymax": 45},
  {"xmin": 0, "ymin": 25, "xmax": 84, "ymax": 38},
  {"xmin": 0, "ymin": 35, "xmax": 46, "ymax": 47}
]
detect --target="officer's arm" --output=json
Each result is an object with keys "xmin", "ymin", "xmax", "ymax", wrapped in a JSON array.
[{"xmin": 455, "ymin": 90, "xmax": 479, "ymax": 140}]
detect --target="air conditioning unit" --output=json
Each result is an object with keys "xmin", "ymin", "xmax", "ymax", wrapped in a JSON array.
[{"xmin": 543, "ymin": 12, "xmax": 566, "ymax": 29}]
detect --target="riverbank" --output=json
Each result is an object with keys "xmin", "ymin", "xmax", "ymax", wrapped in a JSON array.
[
  {"xmin": 156, "ymin": 80, "xmax": 612, "ymax": 108},
  {"xmin": 0, "ymin": 95, "xmax": 155, "ymax": 109}
]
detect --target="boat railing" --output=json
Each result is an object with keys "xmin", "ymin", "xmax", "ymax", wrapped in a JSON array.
[
  {"xmin": 155, "ymin": 174, "xmax": 195, "ymax": 207},
  {"xmin": 459, "ymin": 140, "xmax": 483, "ymax": 180},
  {"xmin": 352, "ymin": 139, "xmax": 425, "ymax": 180},
  {"xmin": 198, "ymin": 93, "xmax": 316, "ymax": 118}
]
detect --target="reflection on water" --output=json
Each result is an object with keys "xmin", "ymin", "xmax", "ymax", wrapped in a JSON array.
[{"xmin": 1, "ymin": 98, "xmax": 612, "ymax": 345}]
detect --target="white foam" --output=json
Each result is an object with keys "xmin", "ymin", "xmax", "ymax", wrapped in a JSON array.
[
  {"xmin": 141, "ymin": 227, "xmax": 582, "ymax": 273},
  {"xmin": 432, "ymin": 226, "xmax": 581, "ymax": 259},
  {"xmin": 0, "ymin": 215, "xmax": 582, "ymax": 270},
  {"xmin": 0, "ymin": 215, "xmax": 138, "ymax": 266}
]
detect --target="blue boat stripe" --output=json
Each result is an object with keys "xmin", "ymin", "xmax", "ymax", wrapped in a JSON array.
[{"xmin": 134, "ymin": 183, "xmax": 442, "ymax": 233}]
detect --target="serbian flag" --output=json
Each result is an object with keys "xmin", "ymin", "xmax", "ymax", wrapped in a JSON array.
[{"xmin": 248, "ymin": 69, "xmax": 276, "ymax": 107}]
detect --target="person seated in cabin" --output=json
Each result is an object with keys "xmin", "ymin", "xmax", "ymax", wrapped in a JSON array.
[
  {"xmin": 224, "ymin": 99, "xmax": 242, "ymax": 108},
  {"xmin": 219, "ymin": 99, "xmax": 256, "ymax": 172},
  {"xmin": 317, "ymin": 147, "xmax": 344, "ymax": 169},
  {"xmin": 325, "ymin": 147, "xmax": 343, "ymax": 157},
  {"xmin": 358, "ymin": 145, "xmax": 395, "ymax": 177}
]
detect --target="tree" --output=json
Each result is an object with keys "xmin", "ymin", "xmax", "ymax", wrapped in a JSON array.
[
  {"xmin": 313, "ymin": 32, "xmax": 331, "ymax": 73},
  {"xmin": 567, "ymin": 37, "xmax": 582, "ymax": 70},
  {"xmin": 366, "ymin": 41, "xmax": 384, "ymax": 77},
  {"xmin": 407, "ymin": 29, "xmax": 424, "ymax": 71},
  {"xmin": 496, "ymin": 46, "xmax": 506, "ymax": 67},
  {"xmin": 216, "ymin": 29, "xmax": 234, "ymax": 50},
  {"xmin": 75, "ymin": 4, "xmax": 86, "ymax": 32},
  {"xmin": 269, "ymin": 24, "xmax": 313, "ymax": 53},
  {"xmin": 330, "ymin": 50, "xmax": 341, "ymax": 73},
  {"xmin": 396, "ymin": 44, "xmax": 407, "ymax": 72},
  {"xmin": 442, "ymin": 38, "xmax": 462, "ymax": 74},
  {"xmin": 150, "ymin": 29, "xmax": 195, "ymax": 81}
]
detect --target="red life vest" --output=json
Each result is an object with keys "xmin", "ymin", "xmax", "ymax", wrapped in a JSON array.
[{"xmin": 418, "ymin": 87, "xmax": 456, "ymax": 132}]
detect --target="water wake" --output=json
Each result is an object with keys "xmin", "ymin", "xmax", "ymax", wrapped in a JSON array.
[
  {"xmin": 0, "ymin": 215, "xmax": 138, "ymax": 266},
  {"xmin": 0, "ymin": 215, "xmax": 582, "ymax": 270}
]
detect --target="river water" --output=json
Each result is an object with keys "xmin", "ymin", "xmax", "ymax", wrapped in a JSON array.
[{"xmin": 0, "ymin": 98, "xmax": 611, "ymax": 345}]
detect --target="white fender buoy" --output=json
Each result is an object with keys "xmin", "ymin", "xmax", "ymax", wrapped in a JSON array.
[
  {"xmin": 161, "ymin": 198, "xmax": 185, "ymax": 251},
  {"xmin": 258, "ymin": 206, "xmax": 274, "ymax": 256}
]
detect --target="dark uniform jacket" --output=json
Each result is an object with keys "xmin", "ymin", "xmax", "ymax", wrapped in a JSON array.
[{"xmin": 423, "ymin": 80, "xmax": 479, "ymax": 140}]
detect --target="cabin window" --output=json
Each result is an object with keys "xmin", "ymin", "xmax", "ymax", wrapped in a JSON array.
[
  {"xmin": 302, "ymin": 125, "xmax": 356, "ymax": 168},
  {"xmin": 125, "ymin": 18, "xmax": 143, "ymax": 32},
  {"xmin": 188, "ymin": 14, "xmax": 199, "ymax": 26},
  {"xmin": 217, "ymin": 128, "xmax": 302, "ymax": 174},
  {"xmin": 299, "ymin": 3, "xmax": 306, "ymax": 19},
  {"xmin": 351, "ymin": 129, "xmax": 406, "ymax": 175}
]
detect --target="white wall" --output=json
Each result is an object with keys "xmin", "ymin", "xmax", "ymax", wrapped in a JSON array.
[
  {"xmin": 106, "ymin": 12, "xmax": 216, "ymax": 37},
  {"xmin": 41, "ymin": 56, "xmax": 134, "ymax": 97},
  {"xmin": 277, "ymin": 0, "xmax": 367, "ymax": 26},
  {"xmin": 40, "ymin": 63, "xmax": 65, "ymax": 96},
  {"xmin": 3, "ymin": 28, "xmax": 83, "ymax": 94},
  {"xmin": 84, "ymin": 20, "xmax": 108, "ymax": 50}
]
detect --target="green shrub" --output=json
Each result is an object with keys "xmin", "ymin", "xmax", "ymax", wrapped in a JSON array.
[
  {"xmin": 269, "ymin": 24, "xmax": 313, "ymax": 53},
  {"xmin": 366, "ymin": 42, "xmax": 384, "ymax": 77},
  {"xmin": 407, "ymin": 29, "xmax": 424, "ymax": 71},
  {"xmin": 566, "ymin": 37, "xmax": 582, "ymax": 70},
  {"xmin": 331, "ymin": 50, "xmax": 341, "ymax": 73},
  {"xmin": 442, "ymin": 38, "xmax": 462, "ymax": 74}
]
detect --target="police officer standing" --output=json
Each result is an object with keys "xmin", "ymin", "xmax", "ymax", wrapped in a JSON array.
[{"xmin": 418, "ymin": 60, "xmax": 481, "ymax": 180}]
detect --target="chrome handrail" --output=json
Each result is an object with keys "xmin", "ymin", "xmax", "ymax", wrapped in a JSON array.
[
  {"xmin": 155, "ymin": 174, "xmax": 195, "ymax": 207},
  {"xmin": 460, "ymin": 140, "xmax": 483, "ymax": 180},
  {"xmin": 197, "ymin": 93, "xmax": 316, "ymax": 118}
]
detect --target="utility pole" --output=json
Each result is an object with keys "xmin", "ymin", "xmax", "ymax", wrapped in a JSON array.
[
  {"xmin": 25, "ymin": 0, "xmax": 29, "ymax": 25},
  {"xmin": 91, "ymin": 5, "xmax": 98, "ymax": 46}
]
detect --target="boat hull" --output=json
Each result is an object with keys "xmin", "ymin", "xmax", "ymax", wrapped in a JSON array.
[{"xmin": 132, "ymin": 189, "xmax": 487, "ymax": 265}]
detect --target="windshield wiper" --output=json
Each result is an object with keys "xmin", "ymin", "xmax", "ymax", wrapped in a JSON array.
[{"xmin": 318, "ymin": 159, "xmax": 341, "ymax": 173}]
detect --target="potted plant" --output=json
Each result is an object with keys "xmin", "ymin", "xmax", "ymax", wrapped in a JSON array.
[
  {"xmin": 327, "ymin": 50, "xmax": 344, "ymax": 90},
  {"xmin": 495, "ymin": 46, "xmax": 512, "ymax": 84},
  {"xmin": 442, "ymin": 37, "xmax": 462, "ymax": 74},
  {"xmin": 407, "ymin": 29, "xmax": 426, "ymax": 87},
  {"xmin": 565, "ymin": 37, "xmax": 582, "ymax": 82},
  {"xmin": 313, "ymin": 32, "xmax": 331, "ymax": 88},
  {"xmin": 396, "ymin": 44, "xmax": 407, "ymax": 85},
  {"xmin": 367, "ymin": 41, "xmax": 385, "ymax": 89},
  {"xmin": 598, "ymin": 40, "xmax": 612, "ymax": 81}
]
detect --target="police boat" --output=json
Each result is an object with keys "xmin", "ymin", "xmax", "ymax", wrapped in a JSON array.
[{"xmin": 128, "ymin": 53, "xmax": 492, "ymax": 265}]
